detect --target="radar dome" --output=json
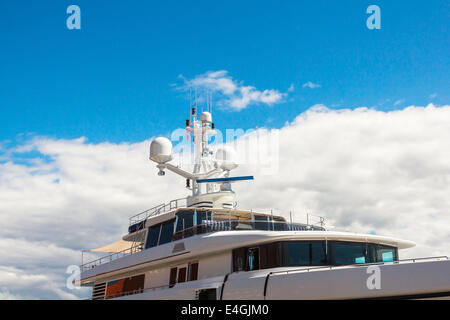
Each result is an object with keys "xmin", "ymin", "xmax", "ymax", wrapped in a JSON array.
[
  {"xmin": 150, "ymin": 137, "xmax": 173, "ymax": 163},
  {"xmin": 200, "ymin": 111, "xmax": 212, "ymax": 123},
  {"xmin": 215, "ymin": 146, "xmax": 238, "ymax": 170}
]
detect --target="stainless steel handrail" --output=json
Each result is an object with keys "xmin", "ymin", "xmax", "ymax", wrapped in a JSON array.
[
  {"xmin": 171, "ymin": 219, "xmax": 325, "ymax": 241},
  {"xmin": 80, "ymin": 244, "xmax": 143, "ymax": 272},
  {"xmin": 128, "ymin": 198, "xmax": 187, "ymax": 226},
  {"xmin": 267, "ymin": 255, "xmax": 449, "ymax": 275},
  {"xmin": 128, "ymin": 199, "xmax": 327, "ymax": 229},
  {"xmin": 100, "ymin": 284, "xmax": 171, "ymax": 300},
  {"xmin": 80, "ymin": 220, "xmax": 325, "ymax": 272}
]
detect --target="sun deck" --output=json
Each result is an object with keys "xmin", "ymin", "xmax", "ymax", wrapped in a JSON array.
[{"xmin": 81, "ymin": 204, "xmax": 326, "ymax": 272}]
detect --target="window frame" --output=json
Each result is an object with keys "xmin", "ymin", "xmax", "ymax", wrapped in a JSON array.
[
  {"xmin": 329, "ymin": 241, "xmax": 369, "ymax": 266},
  {"xmin": 232, "ymin": 240, "xmax": 399, "ymax": 272}
]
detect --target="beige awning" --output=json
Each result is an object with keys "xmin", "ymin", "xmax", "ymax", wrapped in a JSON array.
[{"xmin": 89, "ymin": 239, "xmax": 134, "ymax": 253}]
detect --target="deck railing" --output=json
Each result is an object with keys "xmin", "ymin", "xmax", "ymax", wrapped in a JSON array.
[
  {"xmin": 128, "ymin": 198, "xmax": 187, "ymax": 227},
  {"xmin": 80, "ymin": 220, "xmax": 325, "ymax": 272},
  {"xmin": 80, "ymin": 244, "xmax": 143, "ymax": 272},
  {"xmin": 171, "ymin": 219, "xmax": 325, "ymax": 241},
  {"xmin": 267, "ymin": 255, "xmax": 449, "ymax": 276}
]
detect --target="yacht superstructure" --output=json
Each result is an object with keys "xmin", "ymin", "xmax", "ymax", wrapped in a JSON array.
[{"xmin": 78, "ymin": 107, "xmax": 450, "ymax": 300}]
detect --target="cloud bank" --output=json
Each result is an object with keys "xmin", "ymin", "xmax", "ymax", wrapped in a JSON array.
[{"xmin": 1, "ymin": 104, "xmax": 450, "ymax": 299}]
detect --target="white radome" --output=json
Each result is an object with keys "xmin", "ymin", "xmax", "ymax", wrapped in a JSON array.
[
  {"xmin": 150, "ymin": 137, "xmax": 173, "ymax": 164},
  {"xmin": 200, "ymin": 111, "xmax": 212, "ymax": 123},
  {"xmin": 215, "ymin": 146, "xmax": 238, "ymax": 170}
]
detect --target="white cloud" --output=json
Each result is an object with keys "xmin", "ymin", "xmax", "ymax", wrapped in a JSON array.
[
  {"xmin": 234, "ymin": 104, "xmax": 450, "ymax": 259},
  {"xmin": 302, "ymin": 81, "xmax": 322, "ymax": 89},
  {"xmin": 394, "ymin": 99, "xmax": 405, "ymax": 106},
  {"xmin": 179, "ymin": 70, "xmax": 286, "ymax": 111},
  {"xmin": 0, "ymin": 265, "xmax": 83, "ymax": 300},
  {"xmin": 287, "ymin": 84, "xmax": 295, "ymax": 92},
  {"xmin": 0, "ymin": 137, "xmax": 184, "ymax": 299},
  {"xmin": 1, "ymin": 103, "xmax": 450, "ymax": 298}
]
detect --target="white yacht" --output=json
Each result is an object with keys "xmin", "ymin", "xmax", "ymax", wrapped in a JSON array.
[{"xmin": 78, "ymin": 108, "xmax": 450, "ymax": 300}]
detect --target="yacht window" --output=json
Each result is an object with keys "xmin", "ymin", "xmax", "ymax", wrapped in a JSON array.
[
  {"xmin": 273, "ymin": 217, "xmax": 288, "ymax": 231},
  {"xmin": 159, "ymin": 219, "xmax": 175, "ymax": 245},
  {"xmin": 175, "ymin": 211, "xmax": 194, "ymax": 233},
  {"xmin": 382, "ymin": 251, "xmax": 393, "ymax": 262},
  {"xmin": 145, "ymin": 224, "xmax": 161, "ymax": 249},
  {"xmin": 236, "ymin": 257, "xmax": 244, "ymax": 271},
  {"xmin": 260, "ymin": 243, "xmax": 279, "ymax": 269},
  {"xmin": 169, "ymin": 262, "xmax": 199, "ymax": 287},
  {"xmin": 178, "ymin": 267, "xmax": 187, "ymax": 283},
  {"xmin": 247, "ymin": 247, "xmax": 260, "ymax": 271},
  {"xmin": 196, "ymin": 210, "xmax": 213, "ymax": 225},
  {"xmin": 188, "ymin": 262, "xmax": 199, "ymax": 281},
  {"xmin": 370, "ymin": 244, "xmax": 398, "ymax": 263},
  {"xmin": 169, "ymin": 268, "xmax": 177, "ymax": 288},
  {"xmin": 105, "ymin": 274, "xmax": 145, "ymax": 299},
  {"xmin": 232, "ymin": 241, "xmax": 398, "ymax": 273},
  {"xmin": 311, "ymin": 241, "xmax": 328, "ymax": 265},
  {"xmin": 198, "ymin": 288, "xmax": 217, "ymax": 300},
  {"xmin": 287, "ymin": 242, "xmax": 310, "ymax": 266},
  {"xmin": 266, "ymin": 242, "xmax": 282, "ymax": 268},
  {"xmin": 281, "ymin": 241, "xmax": 328, "ymax": 266},
  {"xmin": 233, "ymin": 247, "xmax": 246, "ymax": 272},
  {"xmin": 122, "ymin": 274, "xmax": 145, "ymax": 296},
  {"xmin": 332, "ymin": 242, "xmax": 367, "ymax": 265},
  {"xmin": 253, "ymin": 215, "xmax": 269, "ymax": 231}
]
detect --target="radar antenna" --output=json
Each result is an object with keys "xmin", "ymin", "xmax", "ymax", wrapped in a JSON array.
[{"xmin": 149, "ymin": 104, "xmax": 253, "ymax": 209}]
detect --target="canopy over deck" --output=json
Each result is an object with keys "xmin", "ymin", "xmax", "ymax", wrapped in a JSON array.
[{"xmin": 89, "ymin": 239, "xmax": 134, "ymax": 253}]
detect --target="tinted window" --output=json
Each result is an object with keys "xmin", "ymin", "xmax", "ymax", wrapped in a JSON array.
[
  {"xmin": 267, "ymin": 242, "xmax": 282, "ymax": 268},
  {"xmin": 197, "ymin": 210, "xmax": 213, "ymax": 225},
  {"xmin": 273, "ymin": 217, "xmax": 288, "ymax": 231},
  {"xmin": 247, "ymin": 248, "xmax": 259, "ymax": 271},
  {"xmin": 287, "ymin": 242, "xmax": 310, "ymax": 266},
  {"xmin": 178, "ymin": 267, "xmax": 187, "ymax": 283},
  {"xmin": 198, "ymin": 288, "xmax": 217, "ymax": 300},
  {"xmin": 159, "ymin": 219, "xmax": 174, "ymax": 245},
  {"xmin": 145, "ymin": 225, "xmax": 161, "ymax": 249},
  {"xmin": 233, "ymin": 247, "xmax": 246, "ymax": 272},
  {"xmin": 232, "ymin": 241, "xmax": 397, "ymax": 272},
  {"xmin": 370, "ymin": 244, "xmax": 397, "ymax": 262},
  {"xmin": 332, "ymin": 242, "xmax": 367, "ymax": 265},
  {"xmin": 254, "ymin": 215, "xmax": 269, "ymax": 230},
  {"xmin": 188, "ymin": 263, "xmax": 199, "ymax": 281},
  {"xmin": 176, "ymin": 211, "xmax": 193, "ymax": 232},
  {"xmin": 169, "ymin": 268, "xmax": 177, "ymax": 288},
  {"xmin": 311, "ymin": 241, "xmax": 328, "ymax": 265}
]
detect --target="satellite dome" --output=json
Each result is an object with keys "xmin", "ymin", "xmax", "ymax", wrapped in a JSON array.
[
  {"xmin": 215, "ymin": 146, "xmax": 238, "ymax": 170},
  {"xmin": 150, "ymin": 137, "xmax": 173, "ymax": 164},
  {"xmin": 200, "ymin": 111, "xmax": 212, "ymax": 123}
]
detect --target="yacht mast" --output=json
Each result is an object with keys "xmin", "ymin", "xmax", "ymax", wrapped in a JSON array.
[{"xmin": 149, "ymin": 105, "xmax": 253, "ymax": 209}]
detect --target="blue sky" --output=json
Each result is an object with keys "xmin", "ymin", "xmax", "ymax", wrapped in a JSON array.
[
  {"xmin": 0, "ymin": 1, "xmax": 450, "ymax": 300},
  {"xmin": 0, "ymin": 0, "xmax": 448, "ymax": 144}
]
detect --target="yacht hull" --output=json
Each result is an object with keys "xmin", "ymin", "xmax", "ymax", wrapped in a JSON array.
[{"xmin": 113, "ymin": 259, "xmax": 450, "ymax": 300}]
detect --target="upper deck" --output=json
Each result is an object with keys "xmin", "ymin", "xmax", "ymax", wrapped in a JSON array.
[
  {"xmin": 127, "ymin": 206, "xmax": 325, "ymax": 236},
  {"xmin": 79, "ymin": 200, "xmax": 415, "ymax": 275},
  {"xmin": 80, "ymin": 228, "xmax": 416, "ymax": 284},
  {"xmin": 80, "ymin": 202, "xmax": 327, "ymax": 273}
]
